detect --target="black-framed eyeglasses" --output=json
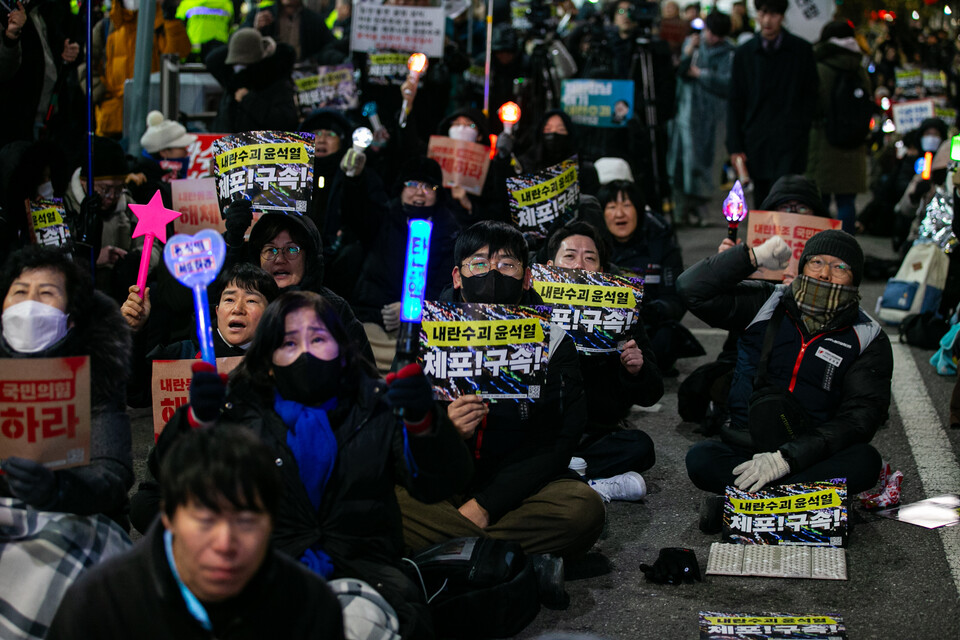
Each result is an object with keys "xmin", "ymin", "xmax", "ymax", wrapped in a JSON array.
[
  {"xmin": 461, "ymin": 258, "xmax": 522, "ymax": 277},
  {"xmin": 260, "ymin": 245, "xmax": 303, "ymax": 261},
  {"xmin": 403, "ymin": 181, "xmax": 439, "ymax": 192}
]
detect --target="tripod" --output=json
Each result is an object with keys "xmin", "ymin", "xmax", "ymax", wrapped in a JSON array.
[{"xmin": 629, "ymin": 35, "xmax": 674, "ymax": 214}]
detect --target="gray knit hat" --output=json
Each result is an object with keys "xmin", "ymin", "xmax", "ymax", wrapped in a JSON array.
[
  {"xmin": 225, "ymin": 28, "xmax": 274, "ymax": 65},
  {"xmin": 799, "ymin": 229, "xmax": 864, "ymax": 286}
]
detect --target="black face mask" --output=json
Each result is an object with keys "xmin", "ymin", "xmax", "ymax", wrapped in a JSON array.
[
  {"xmin": 401, "ymin": 202, "xmax": 438, "ymax": 220},
  {"xmin": 542, "ymin": 132, "xmax": 571, "ymax": 163},
  {"xmin": 460, "ymin": 270, "xmax": 525, "ymax": 304},
  {"xmin": 272, "ymin": 352, "xmax": 342, "ymax": 405}
]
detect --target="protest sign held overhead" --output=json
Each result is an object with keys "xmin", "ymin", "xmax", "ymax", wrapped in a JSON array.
[
  {"xmin": 366, "ymin": 52, "xmax": 412, "ymax": 86},
  {"xmin": 420, "ymin": 301, "xmax": 552, "ymax": 401},
  {"xmin": 185, "ymin": 133, "xmax": 226, "ymax": 179},
  {"xmin": 171, "ymin": 178, "xmax": 228, "ymax": 236},
  {"xmin": 151, "ymin": 357, "xmax": 242, "ymax": 437},
  {"xmin": 891, "ymin": 98, "xmax": 936, "ymax": 133},
  {"xmin": 350, "ymin": 0, "xmax": 445, "ymax": 58},
  {"xmin": 294, "ymin": 63, "xmax": 360, "ymax": 117},
  {"xmin": 561, "ymin": 80, "xmax": 634, "ymax": 128},
  {"xmin": 531, "ymin": 264, "xmax": 643, "ymax": 354},
  {"xmin": 507, "ymin": 156, "xmax": 579, "ymax": 239},
  {"xmin": 0, "ymin": 357, "xmax": 91, "ymax": 469},
  {"xmin": 26, "ymin": 198, "xmax": 70, "ymax": 248},
  {"xmin": 213, "ymin": 131, "xmax": 315, "ymax": 216},
  {"xmin": 427, "ymin": 135, "xmax": 491, "ymax": 195},
  {"xmin": 723, "ymin": 481, "xmax": 848, "ymax": 547},
  {"xmin": 745, "ymin": 211, "xmax": 841, "ymax": 281}
]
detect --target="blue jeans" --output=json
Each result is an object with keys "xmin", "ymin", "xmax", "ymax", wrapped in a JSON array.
[{"xmin": 823, "ymin": 193, "xmax": 857, "ymax": 235}]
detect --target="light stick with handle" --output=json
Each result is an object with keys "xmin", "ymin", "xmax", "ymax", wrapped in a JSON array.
[
  {"xmin": 497, "ymin": 101, "xmax": 521, "ymax": 135},
  {"xmin": 722, "ymin": 180, "xmax": 749, "ymax": 242},
  {"xmin": 129, "ymin": 190, "xmax": 182, "ymax": 294},
  {"xmin": 393, "ymin": 219, "xmax": 433, "ymax": 416},
  {"xmin": 399, "ymin": 53, "xmax": 428, "ymax": 129},
  {"xmin": 163, "ymin": 230, "xmax": 226, "ymax": 367}
]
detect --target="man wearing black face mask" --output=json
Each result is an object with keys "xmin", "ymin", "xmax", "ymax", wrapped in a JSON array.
[
  {"xmin": 518, "ymin": 110, "xmax": 578, "ymax": 174},
  {"xmin": 342, "ymin": 156, "xmax": 460, "ymax": 373},
  {"xmin": 395, "ymin": 220, "xmax": 605, "ymax": 610}
]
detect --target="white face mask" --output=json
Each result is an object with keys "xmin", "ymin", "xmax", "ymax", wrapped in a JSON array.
[
  {"xmin": 37, "ymin": 181, "xmax": 54, "ymax": 199},
  {"xmin": 2, "ymin": 300, "xmax": 70, "ymax": 354},
  {"xmin": 448, "ymin": 124, "xmax": 477, "ymax": 143},
  {"xmin": 122, "ymin": 0, "xmax": 138, "ymax": 10},
  {"xmin": 921, "ymin": 135, "xmax": 942, "ymax": 153}
]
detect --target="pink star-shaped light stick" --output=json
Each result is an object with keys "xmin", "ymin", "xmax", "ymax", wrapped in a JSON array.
[{"xmin": 129, "ymin": 190, "xmax": 182, "ymax": 294}]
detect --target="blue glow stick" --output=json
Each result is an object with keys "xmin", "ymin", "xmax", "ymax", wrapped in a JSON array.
[{"xmin": 401, "ymin": 219, "xmax": 433, "ymax": 323}]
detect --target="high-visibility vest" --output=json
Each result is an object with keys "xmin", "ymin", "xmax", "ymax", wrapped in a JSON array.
[{"xmin": 175, "ymin": 0, "xmax": 234, "ymax": 52}]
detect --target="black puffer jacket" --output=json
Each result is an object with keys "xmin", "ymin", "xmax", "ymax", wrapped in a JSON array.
[
  {"xmin": 206, "ymin": 42, "xmax": 299, "ymax": 133},
  {"xmin": 0, "ymin": 291, "xmax": 134, "ymax": 521},
  {"xmin": 676, "ymin": 244, "xmax": 894, "ymax": 471}
]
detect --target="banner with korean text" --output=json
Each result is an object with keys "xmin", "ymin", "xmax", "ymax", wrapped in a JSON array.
[
  {"xmin": 27, "ymin": 198, "xmax": 70, "ymax": 248},
  {"xmin": 507, "ymin": 156, "xmax": 579, "ymax": 239},
  {"xmin": 723, "ymin": 481, "xmax": 848, "ymax": 547},
  {"xmin": 745, "ymin": 211, "xmax": 841, "ymax": 281},
  {"xmin": 350, "ymin": 2, "xmax": 445, "ymax": 58},
  {"xmin": 427, "ymin": 136, "xmax": 491, "ymax": 195},
  {"xmin": 561, "ymin": 79, "xmax": 634, "ymax": 127},
  {"xmin": 699, "ymin": 612, "xmax": 847, "ymax": 639},
  {"xmin": 294, "ymin": 63, "xmax": 359, "ymax": 117},
  {"xmin": 151, "ymin": 357, "xmax": 243, "ymax": 437},
  {"xmin": 185, "ymin": 133, "xmax": 226, "ymax": 179}
]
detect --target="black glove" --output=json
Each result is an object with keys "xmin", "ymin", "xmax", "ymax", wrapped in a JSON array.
[
  {"xmin": 223, "ymin": 198, "xmax": 253, "ymax": 248},
  {"xmin": 77, "ymin": 192, "xmax": 104, "ymax": 246},
  {"xmin": 3, "ymin": 457, "xmax": 57, "ymax": 508},
  {"xmin": 384, "ymin": 362, "xmax": 433, "ymax": 424},
  {"xmin": 190, "ymin": 361, "xmax": 228, "ymax": 423},
  {"xmin": 639, "ymin": 547, "xmax": 702, "ymax": 585}
]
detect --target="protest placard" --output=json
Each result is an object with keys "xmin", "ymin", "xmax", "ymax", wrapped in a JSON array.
[
  {"xmin": 185, "ymin": 133, "xmax": 226, "ymax": 179},
  {"xmin": 427, "ymin": 135, "xmax": 491, "ymax": 195},
  {"xmin": 782, "ymin": 0, "xmax": 832, "ymax": 43},
  {"xmin": 351, "ymin": 2, "xmax": 445, "ymax": 58},
  {"xmin": 891, "ymin": 98, "xmax": 935, "ymax": 132},
  {"xmin": 151, "ymin": 357, "xmax": 243, "ymax": 436},
  {"xmin": 699, "ymin": 612, "xmax": 847, "ymax": 639},
  {"xmin": 213, "ymin": 131, "xmax": 314, "ymax": 216},
  {"xmin": 171, "ymin": 178, "xmax": 228, "ymax": 236},
  {"xmin": 366, "ymin": 52, "xmax": 410, "ymax": 86},
  {"xmin": 420, "ymin": 301, "xmax": 552, "ymax": 401},
  {"xmin": 507, "ymin": 156, "xmax": 579, "ymax": 239},
  {"xmin": 530, "ymin": 264, "xmax": 643, "ymax": 354},
  {"xmin": 923, "ymin": 68, "xmax": 947, "ymax": 95},
  {"xmin": 895, "ymin": 69, "xmax": 923, "ymax": 98},
  {"xmin": 561, "ymin": 79, "xmax": 634, "ymax": 127},
  {"xmin": 294, "ymin": 63, "xmax": 359, "ymax": 117},
  {"xmin": 26, "ymin": 198, "xmax": 70, "ymax": 248},
  {"xmin": 0, "ymin": 357, "xmax": 91, "ymax": 469},
  {"xmin": 722, "ymin": 481, "xmax": 848, "ymax": 547},
  {"xmin": 745, "ymin": 210, "xmax": 841, "ymax": 281}
]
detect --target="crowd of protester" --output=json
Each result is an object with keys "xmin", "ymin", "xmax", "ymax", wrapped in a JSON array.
[{"xmin": 5, "ymin": 0, "xmax": 960, "ymax": 636}]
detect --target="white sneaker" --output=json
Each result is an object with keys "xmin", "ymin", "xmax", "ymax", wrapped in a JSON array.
[{"xmin": 588, "ymin": 472, "xmax": 647, "ymax": 503}]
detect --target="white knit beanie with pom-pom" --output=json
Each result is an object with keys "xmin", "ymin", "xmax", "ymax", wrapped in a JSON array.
[{"xmin": 139, "ymin": 111, "xmax": 197, "ymax": 154}]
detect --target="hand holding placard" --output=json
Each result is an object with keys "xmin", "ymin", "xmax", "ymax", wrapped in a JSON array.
[{"xmin": 130, "ymin": 191, "xmax": 182, "ymax": 294}]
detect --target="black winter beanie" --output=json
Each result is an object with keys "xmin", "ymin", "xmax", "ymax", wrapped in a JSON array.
[{"xmin": 798, "ymin": 229, "xmax": 864, "ymax": 286}]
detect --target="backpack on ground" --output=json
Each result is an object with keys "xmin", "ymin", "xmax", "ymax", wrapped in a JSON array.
[
  {"xmin": 824, "ymin": 64, "xmax": 874, "ymax": 149},
  {"xmin": 898, "ymin": 311, "xmax": 950, "ymax": 349},
  {"xmin": 406, "ymin": 537, "xmax": 540, "ymax": 639},
  {"xmin": 878, "ymin": 242, "xmax": 950, "ymax": 325}
]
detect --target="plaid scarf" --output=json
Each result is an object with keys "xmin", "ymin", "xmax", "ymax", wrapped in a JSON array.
[{"xmin": 790, "ymin": 274, "xmax": 860, "ymax": 334}]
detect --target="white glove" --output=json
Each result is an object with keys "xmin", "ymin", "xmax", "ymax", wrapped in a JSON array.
[
  {"xmin": 381, "ymin": 301, "xmax": 402, "ymax": 332},
  {"xmin": 340, "ymin": 147, "xmax": 367, "ymax": 178},
  {"xmin": 752, "ymin": 235, "xmax": 792, "ymax": 271},
  {"xmin": 732, "ymin": 451, "xmax": 790, "ymax": 492}
]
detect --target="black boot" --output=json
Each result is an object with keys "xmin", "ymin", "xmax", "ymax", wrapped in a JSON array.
[{"xmin": 529, "ymin": 553, "xmax": 569, "ymax": 610}]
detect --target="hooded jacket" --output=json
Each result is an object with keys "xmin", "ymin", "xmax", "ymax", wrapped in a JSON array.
[{"xmin": 517, "ymin": 109, "xmax": 579, "ymax": 175}]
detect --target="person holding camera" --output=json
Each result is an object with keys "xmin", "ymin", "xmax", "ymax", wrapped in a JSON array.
[{"xmin": 677, "ymin": 231, "xmax": 892, "ymax": 505}]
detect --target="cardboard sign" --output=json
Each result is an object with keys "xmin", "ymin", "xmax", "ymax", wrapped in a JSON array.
[
  {"xmin": 699, "ymin": 612, "xmax": 847, "ymax": 639},
  {"xmin": 151, "ymin": 357, "xmax": 243, "ymax": 436},
  {"xmin": 507, "ymin": 156, "xmax": 580, "ymax": 239},
  {"xmin": 745, "ymin": 210, "xmax": 841, "ymax": 281},
  {"xmin": 366, "ymin": 52, "xmax": 411, "ymax": 86},
  {"xmin": 27, "ymin": 198, "xmax": 71, "ymax": 248},
  {"xmin": 561, "ymin": 79, "xmax": 634, "ymax": 128},
  {"xmin": 426, "ymin": 136, "xmax": 491, "ymax": 195},
  {"xmin": 186, "ymin": 133, "xmax": 226, "ymax": 179},
  {"xmin": 420, "ymin": 301, "xmax": 552, "ymax": 402},
  {"xmin": 891, "ymin": 98, "xmax": 935, "ymax": 133},
  {"xmin": 294, "ymin": 63, "xmax": 359, "ymax": 117},
  {"xmin": 0, "ymin": 357, "xmax": 91, "ymax": 469},
  {"xmin": 213, "ymin": 131, "xmax": 315, "ymax": 216},
  {"xmin": 782, "ymin": 0, "xmax": 832, "ymax": 43},
  {"xmin": 531, "ymin": 264, "xmax": 643, "ymax": 354},
  {"xmin": 723, "ymin": 481, "xmax": 848, "ymax": 547},
  {"xmin": 351, "ymin": 3, "xmax": 445, "ymax": 58},
  {"xmin": 171, "ymin": 178, "xmax": 226, "ymax": 235}
]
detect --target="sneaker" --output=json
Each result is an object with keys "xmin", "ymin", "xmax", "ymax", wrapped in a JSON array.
[{"xmin": 588, "ymin": 472, "xmax": 647, "ymax": 502}]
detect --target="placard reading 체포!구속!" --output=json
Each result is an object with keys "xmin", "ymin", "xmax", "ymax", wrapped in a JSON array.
[
  {"xmin": 723, "ymin": 481, "xmax": 848, "ymax": 547},
  {"xmin": 419, "ymin": 301, "xmax": 552, "ymax": 402},
  {"xmin": 366, "ymin": 52, "xmax": 411, "ymax": 86},
  {"xmin": 699, "ymin": 612, "xmax": 847, "ymax": 640},
  {"xmin": 561, "ymin": 79, "xmax": 635, "ymax": 128},
  {"xmin": 530, "ymin": 264, "xmax": 643, "ymax": 355},
  {"xmin": 507, "ymin": 156, "xmax": 579, "ymax": 239},
  {"xmin": 213, "ymin": 131, "xmax": 314, "ymax": 216},
  {"xmin": 27, "ymin": 198, "xmax": 70, "ymax": 248},
  {"xmin": 427, "ymin": 135, "xmax": 491, "ymax": 196},
  {"xmin": 0, "ymin": 357, "xmax": 91, "ymax": 469},
  {"xmin": 293, "ymin": 63, "xmax": 359, "ymax": 117}
]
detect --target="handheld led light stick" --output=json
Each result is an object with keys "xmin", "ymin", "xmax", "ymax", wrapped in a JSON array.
[
  {"xmin": 399, "ymin": 53, "xmax": 428, "ymax": 129},
  {"xmin": 497, "ymin": 101, "xmax": 521, "ymax": 135},
  {"xmin": 393, "ymin": 219, "xmax": 433, "ymax": 414},
  {"xmin": 722, "ymin": 180, "xmax": 748, "ymax": 242},
  {"xmin": 345, "ymin": 127, "xmax": 373, "ymax": 178},
  {"xmin": 129, "ymin": 190, "xmax": 182, "ymax": 295}
]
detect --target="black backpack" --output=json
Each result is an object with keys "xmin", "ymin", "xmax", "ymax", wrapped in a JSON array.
[{"xmin": 824, "ymin": 64, "xmax": 874, "ymax": 149}]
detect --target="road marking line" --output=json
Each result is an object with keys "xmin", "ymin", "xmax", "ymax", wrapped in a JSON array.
[
  {"xmin": 890, "ymin": 343, "xmax": 960, "ymax": 598},
  {"xmin": 690, "ymin": 328, "xmax": 728, "ymax": 337}
]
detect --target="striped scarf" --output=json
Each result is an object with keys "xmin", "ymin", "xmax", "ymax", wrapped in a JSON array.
[{"xmin": 790, "ymin": 274, "xmax": 860, "ymax": 334}]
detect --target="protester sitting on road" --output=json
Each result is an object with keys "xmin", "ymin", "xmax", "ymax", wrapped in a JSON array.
[
  {"xmin": 595, "ymin": 179, "xmax": 697, "ymax": 375},
  {"xmin": 396, "ymin": 220, "xmax": 605, "ymax": 610},
  {"xmin": 149, "ymin": 291, "xmax": 472, "ymax": 638},
  {"xmin": 543, "ymin": 221, "xmax": 663, "ymax": 501},
  {"xmin": 0, "ymin": 245, "xmax": 135, "ymax": 637},
  {"xmin": 678, "ymin": 231, "xmax": 893, "ymax": 530},
  {"xmin": 46, "ymin": 425, "xmax": 344, "ymax": 640}
]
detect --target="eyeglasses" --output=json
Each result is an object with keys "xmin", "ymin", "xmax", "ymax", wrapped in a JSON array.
[
  {"xmin": 93, "ymin": 184, "xmax": 124, "ymax": 198},
  {"xmin": 314, "ymin": 130, "xmax": 340, "ymax": 138},
  {"xmin": 805, "ymin": 257, "xmax": 851, "ymax": 275},
  {"xmin": 461, "ymin": 258, "xmax": 522, "ymax": 277},
  {"xmin": 260, "ymin": 245, "xmax": 303, "ymax": 261},
  {"xmin": 403, "ymin": 180, "xmax": 439, "ymax": 192},
  {"xmin": 779, "ymin": 202, "xmax": 813, "ymax": 214}
]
